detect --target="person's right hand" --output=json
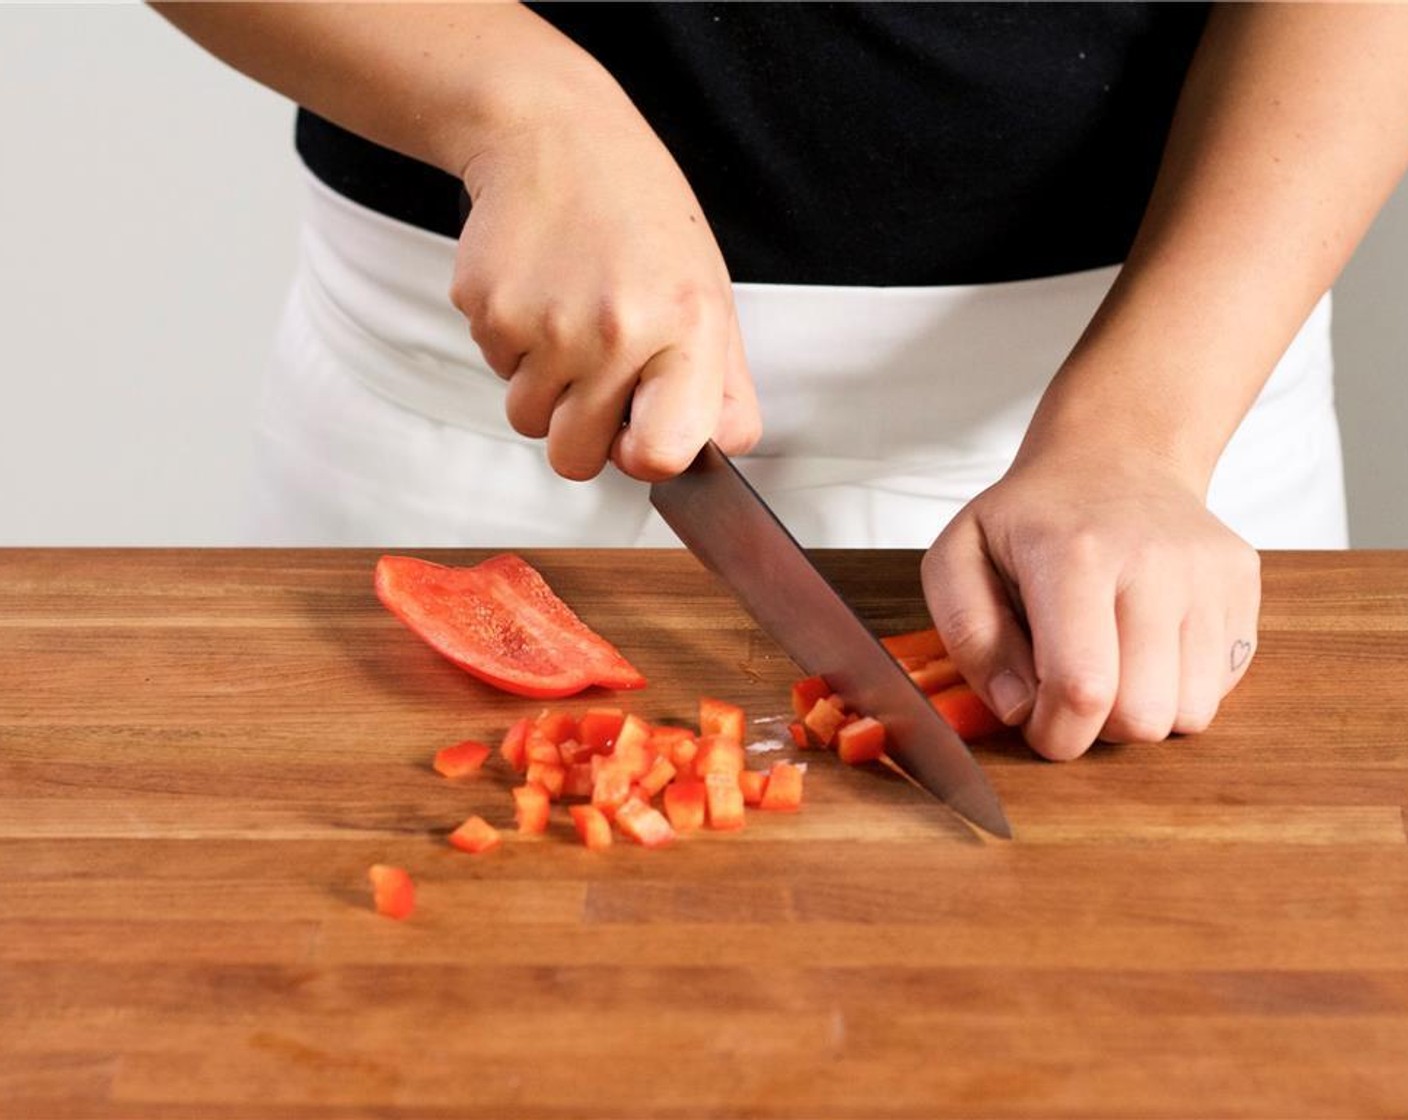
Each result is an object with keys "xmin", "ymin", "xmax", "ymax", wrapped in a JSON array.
[{"xmin": 449, "ymin": 79, "xmax": 760, "ymax": 483}]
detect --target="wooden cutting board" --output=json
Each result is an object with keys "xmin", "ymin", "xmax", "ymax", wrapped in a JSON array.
[{"xmin": 2, "ymin": 548, "xmax": 1407, "ymax": 1118}]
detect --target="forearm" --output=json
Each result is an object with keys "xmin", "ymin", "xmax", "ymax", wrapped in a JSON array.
[
  {"xmin": 1023, "ymin": 2, "xmax": 1408, "ymax": 490},
  {"xmin": 150, "ymin": 1, "xmax": 620, "ymax": 180}
]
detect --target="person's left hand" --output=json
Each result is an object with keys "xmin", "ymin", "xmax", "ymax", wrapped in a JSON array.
[{"xmin": 920, "ymin": 445, "xmax": 1261, "ymax": 760}]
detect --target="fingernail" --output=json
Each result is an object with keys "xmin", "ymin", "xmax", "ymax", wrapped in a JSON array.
[{"xmin": 989, "ymin": 670, "xmax": 1033, "ymax": 724}]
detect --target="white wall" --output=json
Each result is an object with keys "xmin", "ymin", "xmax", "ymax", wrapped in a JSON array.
[
  {"xmin": 2, "ymin": 4, "xmax": 1405, "ymax": 546},
  {"xmin": 1, "ymin": 4, "xmax": 297, "ymax": 545}
]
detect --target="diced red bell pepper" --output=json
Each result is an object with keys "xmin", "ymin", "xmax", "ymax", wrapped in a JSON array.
[
  {"xmin": 524, "ymin": 730, "xmax": 564, "ymax": 767},
  {"xmin": 374, "ymin": 553, "xmax": 646, "ymax": 698},
  {"xmin": 693, "ymin": 734, "xmax": 745, "ymax": 778},
  {"xmin": 534, "ymin": 708, "xmax": 579, "ymax": 745},
  {"xmin": 569, "ymin": 804, "xmax": 613, "ymax": 851},
  {"xmin": 500, "ymin": 717, "xmax": 531, "ymax": 773},
  {"xmin": 432, "ymin": 739, "xmax": 491, "ymax": 779},
  {"xmin": 637, "ymin": 754, "xmax": 678, "ymax": 798},
  {"xmin": 558, "ymin": 738, "xmax": 596, "ymax": 766},
  {"xmin": 513, "ymin": 782, "xmax": 551, "ymax": 834},
  {"xmin": 525, "ymin": 760, "xmax": 566, "ymax": 800},
  {"xmin": 663, "ymin": 779, "xmax": 707, "ymax": 833},
  {"xmin": 758, "ymin": 761, "xmax": 804, "ymax": 812},
  {"xmin": 591, "ymin": 762, "xmax": 634, "ymax": 819},
  {"xmin": 790, "ymin": 674, "xmax": 832, "ymax": 720},
  {"xmin": 880, "ymin": 627, "xmax": 947, "ymax": 662},
  {"xmin": 562, "ymin": 762, "xmax": 596, "ymax": 799},
  {"xmin": 835, "ymin": 716, "xmax": 887, "ymax": 766},
  {"xmin": 803, "ymin": 695, "xmax": 848, "ymax": 749},
  {"xmin": 449, "ymin": 815, "xmax": 501, "ymax": 854},
  {"xmin": 611, "ymin": 714, "xmax": 655, "ymax": 778},
  {"xmin": 930, "ymin": 684, "xmax": 1006, "ymax": 741},
  {"xmin": 578, "ymin": 707, "xmax": 625, "ymax": 754},
  {"xmin": 666, "ymin": 734, "xmax": 699, "ymax": 772},
  {"xmin": 615, "ymin": 798, "xmax": 676, "ymax": 848},
  {"xmin": 737, "ymin": 768, "xmax": 768, "ymax": 807},
  {"xmin": 368, "ymin": 864, "xmax": 416, "ymax": 920},
  {"xmin": 699, "ymin": 696, "xmax": 746, "ymax": 743},
  {"xmin": 704, "ymin": 771, "xmax": 746, "ymax": 831}
]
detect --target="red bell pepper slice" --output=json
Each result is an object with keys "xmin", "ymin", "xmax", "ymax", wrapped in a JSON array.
[
  {"xmin": 880, "ymin": 627, "xmax": 947, "ymax": 661},
  {"xmin": 368, "ymin": 864, "xmax": 416, "ymax": 920},
  {"xmin": 930, "ymin": 684, "xmax": 1006, "ymax": 741},
  {"xmin": 374, "ymin": 553, "xmax": 646, "ymax": 699}
]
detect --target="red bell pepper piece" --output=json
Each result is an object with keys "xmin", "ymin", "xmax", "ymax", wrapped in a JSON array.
[
  {"xmin": 569, "ymin": 804, "xmax": 613, "ymax": 851},
  {"xmin": 449, "ymin": 815, "xmax": 502, "ymax": 854},
  {"xmin": 699, "ymin": 697, "xmax": 746, "ymax": 743},
  {"xmin": 374, "ymin": 554, "xmax": 646, "ymax": 698},
  {"xmin": 500, "ymin": 717, "xmax": 531, "ymax": 773},
  {"xmin": 907, "ymin": 657, "xmax": 963, "ymax": 695},
  {"xmin": 525, "ymin": 760, "xmax": 566, "ymax": 800},
  {"xmin": 880, "ymin": 627, "xmax": 947, "ymax": 661},
  {"xmin": 758, "ymin": 761, "xmax": 804, "ymax": 812},
  {"xmin": 930, "ymin": 684, "xmax": 1006, "ymax": 741},
  {"xmin": 368, "ymin": 864, "xmax": 416, "ymax": 920},
  {"xmin": 835, "ymin": 716, "xmax": 887, "ymax": 765},
  {"xmin": 693, "ymin": 734, "xmax": 745, "ymax": 778},
  {"xmin": 663, "ymin": 779, "xmax": 706, "ymax": 832},
  {"xmin": 562, "ymin": 762, "xmax": 596, "ymax": 799},
  {"xmin": 737, "ymin": 768, "xmax": 768, "ymax": 807},
  {"xmin": 513, "ymin": 782, "xmax": 551, "ymax": 834},
  {"xmin": 615, "ymin": 798, "xmax": 676, "ymax": 848},
  {"xmin": 802, "ymin": 695, "xmax": 848, "ymax": 749},
  {"xmin": 432, "ymin": 739, "xmax": 491, "ymax": 779},
  {"xmin": 790, "ymin": 674, "xmax": 832, "ymax": 720},
  {"xmin": 637, "ymin": 755, "xmax": 678, "ymax": 798},
  {"xmin": 578, "ymin": 707, "xmax": 626, "ymax": 753},
  {"xmin": 704, "ymin": 772, "xmax": 746, "ymax": 831}
]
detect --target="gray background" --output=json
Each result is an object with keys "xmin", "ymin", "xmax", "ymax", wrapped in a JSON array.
[{"xmin": 2, "ymin": 5, "xmax": 1405, "ymax": 546}]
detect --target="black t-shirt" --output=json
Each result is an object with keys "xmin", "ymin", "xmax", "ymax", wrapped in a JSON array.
[{"xmin": 295, "ymin": 1, "xmax": 1210, "ymax": 286}]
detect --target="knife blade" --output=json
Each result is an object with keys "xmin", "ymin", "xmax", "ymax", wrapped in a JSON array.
[{"xmin": 650, "ymin": 441, "xmax": 1012, "ymax": 839}]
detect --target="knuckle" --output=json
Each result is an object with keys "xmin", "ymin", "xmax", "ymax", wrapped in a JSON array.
[
  {"xmin": 594, "ymin": 298, "xmax": 638, "ymax": 353},
  {"xmin": 624, "ymin": 435, "xmax": 697, "ymax": 480},
  {"xmin": 1102, "ymin": 705, "xmax": 1176, "ymax": 745},
  {"xmin": 1046, "ymin": 671, "xmax": 1118, "ymax": 722},
  {"xmin": 934, "ymin": 605, "xmax": 1005, "ymax": 662},
  {"xmin": 539, "ymin": 301, "xmax": 573, "ymax": 349}
]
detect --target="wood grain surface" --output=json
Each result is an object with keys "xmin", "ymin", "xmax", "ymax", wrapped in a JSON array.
[{"xmin": 1, "ymin": 548, "xmax": 1406, "ymax": 1119}]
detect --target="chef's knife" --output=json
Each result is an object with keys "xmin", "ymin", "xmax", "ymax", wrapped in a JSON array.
[{"xmin": 650, "ymin": 441, "xmax": 1012, "ymax": 839}]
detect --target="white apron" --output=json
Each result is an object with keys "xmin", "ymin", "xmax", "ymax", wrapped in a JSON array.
[{"xmin": 245, "ymin": 169, "xmax": 1348, "ymax": 549}]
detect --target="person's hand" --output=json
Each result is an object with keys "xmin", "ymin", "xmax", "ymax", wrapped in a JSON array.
[
  {"xmin": 921, "ymin": 446, "xmax": 1261, "ymax": 760},
  {"xmin": 449, "ymin": 79, "xmax": 760, "ymax": 483}
]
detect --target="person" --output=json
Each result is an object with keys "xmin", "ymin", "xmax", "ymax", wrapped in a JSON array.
[{"xmin": 153, "ymin": 2, "xmax": 1408, "ymax": 762}]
